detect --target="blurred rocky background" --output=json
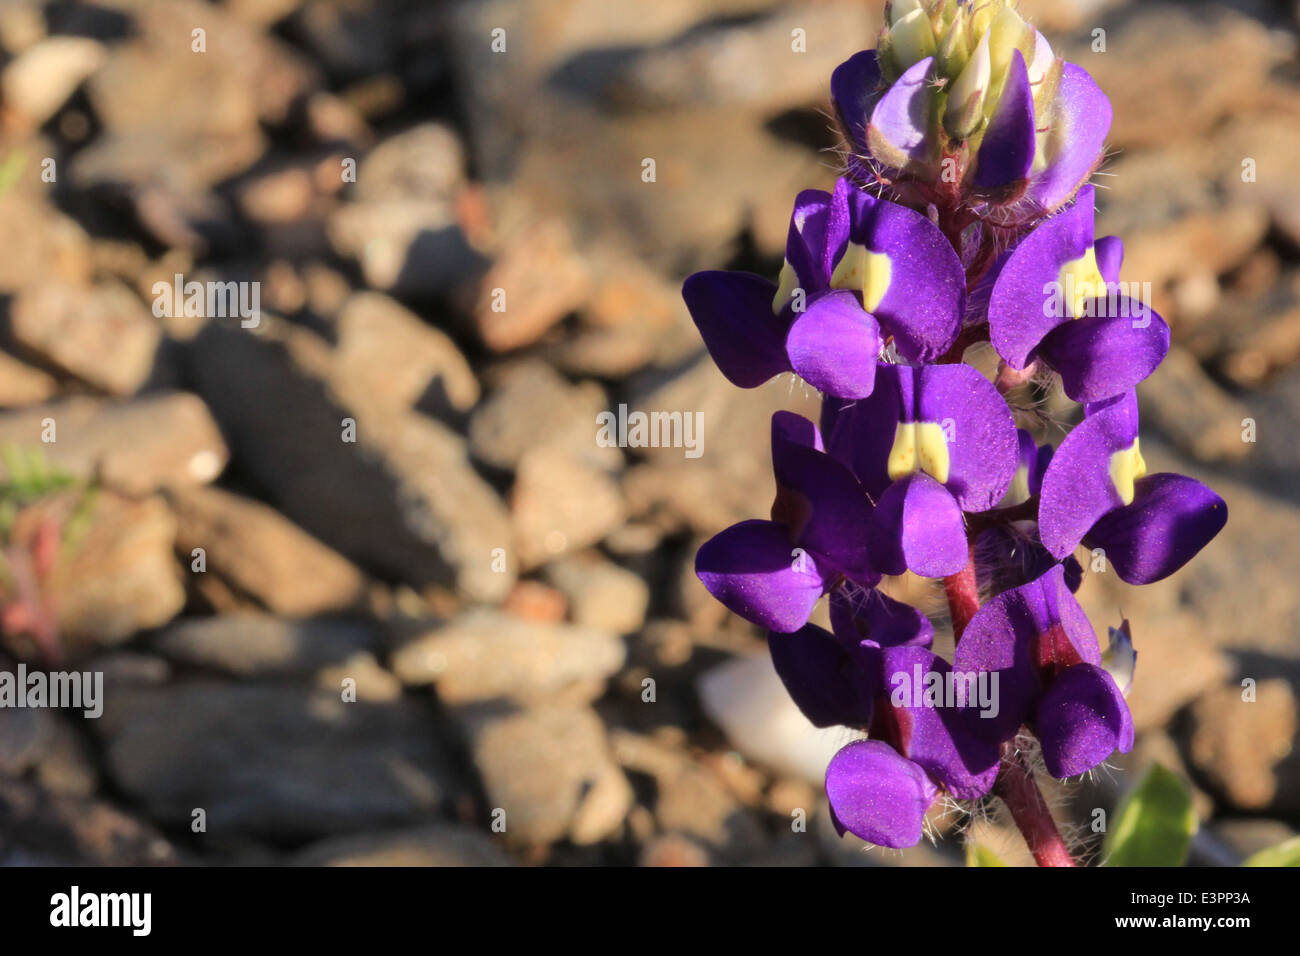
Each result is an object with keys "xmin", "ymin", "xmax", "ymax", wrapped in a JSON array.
[{"xmin": 0, "ymin": 0, "xmax": 1297, "ymax": 866}]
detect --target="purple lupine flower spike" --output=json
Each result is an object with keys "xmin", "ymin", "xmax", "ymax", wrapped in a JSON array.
[
  {"xmin": 685, "ymin": 0, "xmax": 1227, "ymax": 862},
  {"xmin": 1038, "ymin": 390, "xmax": 1228, "ymax": 583}
]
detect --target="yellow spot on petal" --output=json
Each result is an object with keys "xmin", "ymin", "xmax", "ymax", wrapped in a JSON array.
[
  {"xmin": 1058, "ymin": 245, "xmax": 1106, "ymax": 319},
  {"xmin": 772, "ymin": 258, "xmax": 799, "ymax": 314},
  {"xmin": 831, "ymin": 242, "xmax": 893, "ymax": 313},
  {"xmin": 1108, "ymin": 439, "xmax": 1147, "ymax": 506},
  {"xmin": 888, "ymin": 421, "xmax": 951, "ymax": 484}
]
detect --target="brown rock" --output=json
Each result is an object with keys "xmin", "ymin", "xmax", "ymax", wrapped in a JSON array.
[
  {"xmin": 511, "ymin": 445, "xmax": 625, "ymax": 569},
  {"xmin": 1189, "ymin": 680, "xmax": 1298, "ymax": 811},
  {"xmin": 0, "ymin": 351, "xmax": 57, "ymax": 408},
  {"xmin": 167, "ymin": 484, "xmax": 365, "ymax": 616},
  {"xmin": 10, "ymin": 280, "xmax": 160, "ymax": 395}
]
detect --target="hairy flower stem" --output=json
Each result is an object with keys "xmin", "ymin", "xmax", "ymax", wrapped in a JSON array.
[{"xmin": 994, "ymin": 742, "xmax": 1078, "ymax": 867}]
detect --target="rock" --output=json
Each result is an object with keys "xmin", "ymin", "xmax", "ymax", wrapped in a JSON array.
[
  {"xmin": 501, "ymin": 579, "xmax": 568, "ymax": 623},
  {"xmin": 511, "ymin": 445, "xmax": 625, "ymax": 568},
  {"xmin": 26, "ymin": 491, "xmax": 185, "ymax": 656},
  {"xmin": 97, "ymin": 682, "xmax": 454, "ymax": 838},
  {"xmin": 166, "ymin": 484, "xmax": 366, "ymax": 616},
  {"xmin": 468, "ymin": 359, "xmax": 615, "ymax": 471},
  {"xmin": 74, "ymin": 0, "xmax": 316, "ymax": 194},
  {"xmin": 290, "ymin": 825, "xmax": 512, "ymax": 866},
  {"xmin": 0, "ymin": 193, "xmax": 91, "ymax": 295},
  {"xmin": 1188, "ymin": 680, "xmax": 1299, "ymax": 812},
  {"xmin": 153, "ymin": 614, "xmax": 377, "ymax": 678},
  {"xmin": 354, "ymin": 123, "xmax": 466, "ymax": 204},
  {"xmin": 0, "ymin": 36, "xmax": 106, "ymax": 130},
  {"xmin": 1213, "ymin": 818, "xmax": 1298, "ymax": 861},
  {"xmin": 327, "ymin": 200, "xmax": 485, "ymax": 298},
  {"xmin": 543, "ymin": 552, "xmax": 649, "ymax": 634},
  {"xmin": 389, "ymin": 608, "xmax": 624, "ymax": 705},
  {"xmin": 1215, "ymin": 273, "xmax": 1300, "ymax": 388},
  {"xmin": 31, "ymin": 716, "xmax": 98, "ymax": 799},
  {"xmin": 639, "ymin": 832, "xmax": 711, "ymax": 867},
  {"xmin": 1216, "ymin": 108, "xmax": 1300, "ymax": 247},
  {"xmin": 567, "ymin": 2, "xmax": 878, "ymax": 113},
  {"xmin": 1063, "ymin": 4, "xmax": 1293, "ymax": 149},
  {"xmin": 0, "ymin": 705, "xmax": 52, "ymax": 775},
  {"xmin": 333, "ymin": 292, "xmax": 479, "ymax": 418},
  {"xmin": 0, "ymin": 778, "xmax": 177, "ymax": 866},
  {"xmin": 472, "ymin": 214, "xmax": 591, "ymax": 351},
  {"xmin": 697, "ymin": 652, "xmax": 844, "ymax": 786},
  {"xmin": 459, "ymin": 702, "xmax": 632, "ymax": 847},
  {"xmin": 314, "ymin": 651, "xmax": 403, "ymax": 703},
  {"xmin": 189, "ymin": 318, "xmax": 514, "ymax": 601},
  {"xmin": 1139, "ymin": 348, "xmax": 1253, "ymax": 464},
  {"xmin": 9, "ymin": 280, "xmax": 161, "ymax": 395},
  {"xmin": 0, "ymin": 394, "xmax": 228, "ymax": 495},
  {"xmin": 0, "ymin": 351, "xmax": 57, "ymax": 408}
]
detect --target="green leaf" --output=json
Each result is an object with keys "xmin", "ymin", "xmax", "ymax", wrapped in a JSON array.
[
  {"xmin": 965, "ymin": 841, "xmax": 1008, "ymax": 867},
  {"xmin": 1243, "ymin": 836, "xmax": 1300, "ymax": 867},
  {"xmin": 1103, "ymin": 763, "xmax": 1197, "ymax": 867}
]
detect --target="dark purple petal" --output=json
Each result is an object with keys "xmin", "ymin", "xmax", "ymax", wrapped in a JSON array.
[
  {"xmin": 988, "ymin": 187, "xmax": 1096, "ymax": 370},
  {"xmin": 876, "ymin": 646, "xmax": 1000, "ymax": 800},
  {"xmin": 911, "ymin": 363, "xmax": 1020, "ymax": 511},
  {"xmin": 974, "ymin": 51, "xmax": 1036, "ymax": 190},
  {"xmin": 784, "ymin": 188, "xmax": 839, "ymax": 293},
  {"xmin": 1026, "ymin": 64, "xmax": 1112, "ymax": 214},
  {"xmin": 768, "ymin": 623, "xmax": 876, "ymax": 729},
  {"xmin": 830, "ymin": 587, "xmax": 934, "ymax": 651},
  {"xmin": 823, "ymin": 364, "xmax": 902, "ymax": 499},
  {"xmin": 870, "ymin": 472, "xmax": 967, "ymax": 578},
  {"xmin": 1036, "ymin": 663, "xmax": 1134, "ymax": 778},
  {"xmin": 1094, "ymin": 235, "xmax": 1124, "ymax": 284},
  {"xmin": 867, "ymin": 56, "xmax": 936, "ymax": 168},
  {"xmin": 695, "ymin": 519, "xmax": 828, "ymax": 633},
  {"xmin": 831, "ymin": 50, "xmax": 882, "ymax": 155},
  {"xmin": 1084, "ymin": 473, "xmax": 1228, "ymax": 585},
  {"xmin": 771, "ymin": 412, "xmax": 878, "ymax": 581},
  {"xmin": 825, "ymin": 740, "xmax": 937, "ymax": 848},
  {"xmin": 785, "ymin": 291, "xmax": 882, "ymax": 399},
  {"xmin": 1038, "ymin": 305, "xmax": 1171, "ymax": 403},
  {"xmin": 1038, "ymin": 391, "xmax": 1139, "ymax": 560},
  {"xmin": 839, "ymin": 191, "xmax": 965, "ymax": 363},
  {"xmin": 682, "ymin": 271, "xmax": 790, "ymax": 388}
]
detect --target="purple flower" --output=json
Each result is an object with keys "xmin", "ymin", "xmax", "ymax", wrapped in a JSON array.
[
  {"xmin": 824, "ymin": 361, "xmax": 1018, "ymax": 577},
  {"xmin": 953, "ymin": 563, "xmax": 1135, "ymax": 778},
  {"xmin": 1038, "ymin": 390, "xmax": 1228, "ymax": 584},
  {"xmin": 682, "ymin": 179, "xmax": 964, "ymax": 399},
  {"xmin": 769, "ymin": 591, "xmax": 998, "ymax": 847},
  {"xmin": 695, "ymin": 412, "xmax": 877, "ymax": 633},
  {"xmin": 987, "ymin": 185, "xmax": 1170, "ymax": 402},
  {"xmin": 832, "ymin": 2, "xmax": 1111, "ymax": 218}
]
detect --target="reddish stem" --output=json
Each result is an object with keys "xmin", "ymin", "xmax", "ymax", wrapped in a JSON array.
[
  {"xmin": 942, "ymin": 545, "xmax": 980, "ymax": 645},
  {"xmin": 994, "ymin": 742, "xmax": 1077, "ymax": 867}
]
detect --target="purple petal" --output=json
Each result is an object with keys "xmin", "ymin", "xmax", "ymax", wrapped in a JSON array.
[
  {"xmin": 1094, "ymin": 235, "xmax": 1124, "ymax": 284},
  {"xmin": 1027, "ymin": 64, "xmax": 1112, "ymax": 215},
  {"xmin": 870, "ymin": 472, "xmax": 968, "ymax": 578},
  {"xmin": 825, "ymin": 740, "xmax": 937, "ymax": 848},
  {"xmin": 1038, "ymin": 305, "xmax": 1171, "ymax": 404},
  {"xmin": 840, "ymin": 191, "xmax": 965, "ymax": 363},
  {"xmin": 867, "ymin": 56, "xmax": 936, "ymax": 168},
  {"xmin": 829, "ymin": 587, "xmax": 934, "ymax": 651},
  {"xmin": 682, "ymin": 271, "xmax": 790, "ymax": 388},
  {"xmin": 831, "ymin": 50, "xmax": 882, "ymax": 155},
  {"xmin": 988, "ymin": 186, "xmax": 1096, "ymax": 370},
  {"xmin": 784, "ymin": 188, "xmax": 839, "ymax": 292},
  {"xmin": 1038, "ymin": 391, "xmax": 1140, "ymax": 560},
  {"xmin": 823, "ymin": 364, "xmax": 902, "ymax": 499},
  {"xmin": 785, "ymin": 291, "xmax": 882, "ymax": 399},
  {"xmin": 771, "ymin": 412, "xmax": 878, "ymax": 581},
  {"xmin": 1084, "ymin": 473, "xmax": 1228, "ymax": 585},
  {"xmin": 1036, "ymin": 663, "xmax": 1134, "ymax": 778},
  {"xmin": 911, "ymin": 363, "xmax": 1020, "ymax": 511},
  {"xmin": 768, "ymin": 623, "xmax": 876, "ymax": 729},
  {"xmin": 876, "ymin": 646, "xmax": 1000, "ymax": 800},
  {"xmin": 695, "ymin": 519, "xmax": 829, "ymax": 633},
  {"xmin": 974, "ymin": 51, "xmax": 1036, "ymax": 191}
]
